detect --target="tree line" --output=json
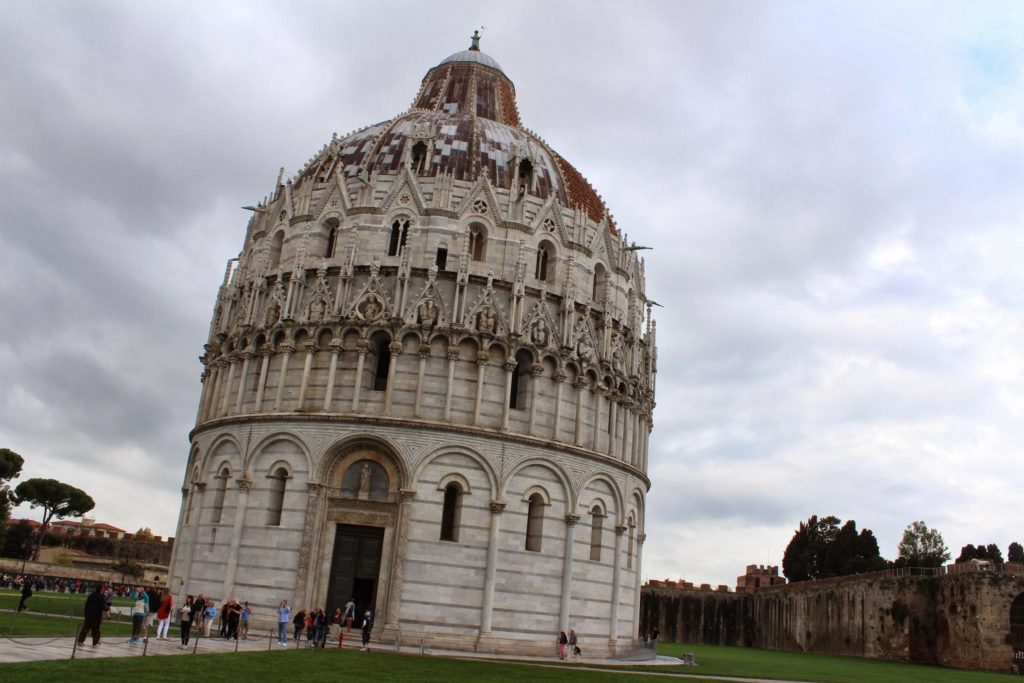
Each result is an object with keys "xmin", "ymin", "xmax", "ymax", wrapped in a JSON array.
[{"xmin": 782, "ymin": 514, "xmax": 1023, "ymax": 582}]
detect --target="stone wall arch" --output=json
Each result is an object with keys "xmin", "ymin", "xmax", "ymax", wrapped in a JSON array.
[
  {"xmin": 411, "ymin": 444, "xmax": 498, "ymax": 499},
  {"xmin": 199, "ymin": 434, "xmax": 243, "ymax": 481},
  {"xmin": 577, "ymin": 472, "xmax": 624, "ymax": 524},
  {"xmin": 502, "ymin": 457, "xmax": 572, "ymax": 507},
  {"xmin": 318, "ymin": 433, "xmax": 407, "ymax": 492},
  {"xmin": 245, "ymin": 431, "xmax": 313, "ymax": 479}
]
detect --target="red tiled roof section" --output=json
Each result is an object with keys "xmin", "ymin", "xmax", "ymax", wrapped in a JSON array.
[
  {"xmin": 498, "ymin": 80, "xmax": 521, "ymax": 127},
  {"xmin": 552, "ymin": 152, "xmax": 618, "ymax": 234}
]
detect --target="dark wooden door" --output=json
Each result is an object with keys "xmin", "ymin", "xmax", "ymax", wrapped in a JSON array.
[{"xmin": 327, "ymin": 524, "xmax": 384, "ymax": 622}]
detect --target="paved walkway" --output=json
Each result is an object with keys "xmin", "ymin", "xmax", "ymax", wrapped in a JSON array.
[{"xmin": 0, "ymin": 629, "xmax": 811, "ymax": 683}]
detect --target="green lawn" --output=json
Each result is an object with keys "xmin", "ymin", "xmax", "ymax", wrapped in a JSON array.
[
  {"xmin": 642, "ymin": 643, "xmax": 1022, "ymax": 683},
  {"xmin": 0, "ymin": 648, "xmax": 719, "ymax": 683},
  {"xmin": 0, "ymin": 589, "xmax": 132, "ymax": 616}
]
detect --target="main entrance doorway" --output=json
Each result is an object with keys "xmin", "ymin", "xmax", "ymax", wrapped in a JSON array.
[{"xmin": 326, "ymin": 524, "xmax": 385, "ymax": 623}]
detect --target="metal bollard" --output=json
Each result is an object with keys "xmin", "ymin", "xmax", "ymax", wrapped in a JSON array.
[
  {"xmin": 338, "ymin": 631, "xmax": 344, "ymax": 648},
  {"xmin": 419, "ymin": 637, "xmax": 425, "ymax": 655},
  {"xmin": 142, "ymin": 635, "xmax": 149, "ymax": 657},
  {"xmin": 268, "ymin": 631, "xmax": 273, "ymax": 651},
  {"xmin": 394, "ymin": 631, "xmax": 401, "ymax": 653},
  {"xmin": 70, "ymin": 635, "xmax": 79, "ymax": 660},
  {"xmin": 193, "ymin": 632, "xmax": 200, "ymax": 654}
]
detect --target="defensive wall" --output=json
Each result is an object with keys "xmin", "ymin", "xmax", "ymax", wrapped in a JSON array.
[{"xmin": 640, "ymin": 565, "xmax": 1024, "ymax": 673}]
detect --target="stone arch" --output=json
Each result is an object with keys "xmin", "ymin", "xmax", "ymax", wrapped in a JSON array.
[
  {"xmin": 576, "ymin": 472, "xmax": 625, "ymax": 524},
  {"xmin": 199, "ymin": 434, "xmax": 243, "ymax": 481},
  {"xmin": 628, "ymin": 488, "xmax": 646, "ymax": 530},
  {"xmin": 521, "ymin": 484, "xmax": 552, "ymax": 506},
  {"xmin": 1011, "ymin": 592, "xmax": 1024, "ymax": 662},
  {"xmin": 437, "ymin": 472, "xmax": 473, "ymax": 495},
  {"xmin": 319, "ymin": 433, "xmax": 408, "ymax": 492},
  {"xmin": 411, "ymin": 444, "xmax": 498, "ymax": 499},
  {"xmin": 464, "ymin": 219, "xmax": 490, "ymax": 262},
  {"xmin": 501, "ymin": 457, "xmax": 571, "ymax": 506},
  {"xmin": 244, "ymin": 431, "xmax": 313, "ymax": 479}
]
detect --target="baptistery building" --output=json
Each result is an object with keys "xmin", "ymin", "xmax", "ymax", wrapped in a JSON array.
[{"xmin": 168, "ymin": 35, "xmax": 658, "ymax": 656}]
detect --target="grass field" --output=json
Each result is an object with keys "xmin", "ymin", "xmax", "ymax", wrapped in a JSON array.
[
  {"xmin": 0, "ymin": 589, "xmax": 132, "ymax": 615},
  {"xmin": 0, "ymin": 648, "xmax": 720, "ymax": 683},
  {"xmin": 645, "ymin": 643, "xmax": 1022, "ymax": 683}
]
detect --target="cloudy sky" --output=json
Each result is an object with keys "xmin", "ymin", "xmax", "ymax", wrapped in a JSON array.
[{"xmin": 2, "ymin": 1, "xmax": 1023, "ymax": 587}]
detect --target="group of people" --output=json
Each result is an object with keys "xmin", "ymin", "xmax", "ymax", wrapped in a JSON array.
[
  {"xmin": 276, "ymin": 598, "xmax": 371, "ymax": 649},
  {"xmin": 556, "ymin": 629, "xmax": 583, "ymax": 659}
]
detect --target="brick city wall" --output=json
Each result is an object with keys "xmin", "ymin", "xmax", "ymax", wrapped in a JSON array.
[{"xmin": 640, "ymin": 571, "xmax": 1024, "ymax": 673}]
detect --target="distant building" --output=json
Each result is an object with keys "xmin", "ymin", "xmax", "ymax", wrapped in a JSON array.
[{"xmin": 736, "ymin": 564, "xmax": 786, "ymax": 592}]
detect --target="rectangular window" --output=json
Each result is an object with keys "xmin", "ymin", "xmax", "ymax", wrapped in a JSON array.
[{"xmin": 435, "ymin": 248, "xmax": 448, "ymax": 271}]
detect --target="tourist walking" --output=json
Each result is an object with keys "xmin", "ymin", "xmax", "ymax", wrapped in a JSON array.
[
  {"xmin": 144, "ymin": 585, "xmax": 160, "ymax": 642},
  {"xmin": 77, "ymin": 584, "xmax": 105, "ymax": 647},
  {"xmin": 557, "ymin": 630, "xmax": 568, "ymax": 659},
  {"xmin": 179, "ymin": 595, "xmax": 194, "ymax": 648},
  {"xmin": 277, "ymin": 600, "xmax": 290, "ymax": 646},
  {"xmin": 568, "ymin": 628, "xmax": 580, "ymax": 658},
  {"xmin": 17, "ymin": 579, "xmax": 32, "ymax": 612},
  {"xmin": 156, "ymin": 589, "xmax": 173, "ymax": 640},
  {"xmin": 293, "ymin": 608, "xmax": 306, "ymax": 642},
  {"xmin": 360, "ymin": 610, "xmax": 372, "ymax": 650},
  {"xmin": 343, "ymin": 597, "xmax": 355, "ymax": 633},
  {"xmin": 203, "ymin": 600, "xmax": 216, "ymax": 637},
  {"xmin": 330, "ymin": 607, "xmax": 343, "ymax": 642},
  {"xmin": 225, "ymin": 599, "xmax": 242, "ymax": 640},
  {"xmin": 240, "ymin": 601, "xmax": 251, "ymax": 639},
  {"xmin": 130, "ymin": 590, "xmax": 149, "ymax": 645}
]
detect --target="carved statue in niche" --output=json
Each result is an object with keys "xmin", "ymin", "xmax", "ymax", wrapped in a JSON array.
[
  {"xmin": 530, "ymin": 317, "xmax": 549, "ymax": 347},
  {"xmin": 576, "ymin": 333, "xmax": 596, "ymax": 364},
  {"xmin": 358, "ymin": 463, "xmax": 372, "ymax": 497},
  {"xmin": 265, "ymin": 301, "xmax": 281, "ymax": 327},
  {"xmin": 476, "ymin": 306, "xmax": 496, "ymax": 334},
  {"xmin": 417, "ymin": 298, "xmax": 439, "ymax": 327},
  {"xmin": 309, "ymin": 296, "xmax": 327, "ymax": 322},
  {"xmin": 357, "ymin": 294, "xmax": 384, "ymax": 322},
  {"xmin": 611, "ymin": 333, "xmax": 625, "ymax": 374}
]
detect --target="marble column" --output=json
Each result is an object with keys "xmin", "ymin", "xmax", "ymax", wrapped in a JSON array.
[
  {"xmin": 206, "ymin": 364, "xmax": 222, "ymax": 421},
  {"xmin": 294, "ymin": 483, "xmax": 328, "ymax": 611},
  {"xmin": 573, "ymin": 378, "xmax": 586, "ymax": 446},
  {"xmin": 351, "ymin": 342, "xmax": 369, "ymax": 412},
  {"xmin": 383, "ymin": 341, "xmax": 403, "ymax": 415},
  {"xmin": 296, "ymin": 341, "xmax": 316, "ymax": 411},
  {"xmin": 527, "ymin": 364, "xmax": 543, "ymax": 435},
  {"xmin": 559, "ymin": 513, "xmax": 579, "ymax": 630},
  {"xmin": 274, "ymin": 345, "xmax": 294, "ymax": 412},
  {"xmin": 384, "ymin": 489, "xmax": 417, "ymax": 630},
  {"xmin": 233, "ymin": 351, "xmax": 254, "ymax": 414},
  {"xmin": 609, "ymin": 524, "xmax": 625, "ymax": 643},
  {"xmin": 413, "ymin": 343, "xmax": 429, "ymax": 417},
  {"xmin": 220, "ymin": 357, "xmax": 237, "ymax": 417},
  {"xmin": 473, "ymin": 352, "xmax": 488, "ymax": 426},
  {"xmin": 443, "ymin": 348, "xmax": 459, "ymax": 421},
  {"xmin": 221, "ymin": 478, "xmax": 252, "ymax": 600},
  {"xmin": 479, "ymin": 500, "xmax": 506, "ymax": 635},
  {"xmin": 501, "ymin": 361, "xmax": 516, "ymax": 431},
  {"xmin": 607, "ymin": 396, "xmax": 618, "ymax": 457},
  {"xmin": 592, "ymin": 386, "xmax": 605, "ymax": 451},
  {"xmin": 177, "ymin": 482, "xmax": 205, "ymax": 593},
  {"xmin": 552, "ymin": 372, "xmax": 566, "ymax": 442},
  {"xmin": 254, "ymin": 350, "xmax": 272, "ymax": 412},
  {"xmin": 632, "ymin": 533, "xmax": 646, "ymax": 640},
  {"xmin": 322, "ymin": 342, "xmax": 341, "ymax": 411}
]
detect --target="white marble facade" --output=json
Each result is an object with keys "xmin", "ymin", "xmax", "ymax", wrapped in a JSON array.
[{"xmin": 168, "ymin": 40, "xmax": 657, "ymax": 657}]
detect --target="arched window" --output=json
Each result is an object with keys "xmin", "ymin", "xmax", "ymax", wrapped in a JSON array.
[
  {"xmin": 589, "ymin": 505, "xmax": 604, "ymax": 561},
  {"xmin": 411, "ymin": 141, "xmax": 428, "ymax": 174},
  {"xmin": 372, "ymin": 337, "xmax": 391, "ymax": 391},
  {"xmin": 440, "ymin": 482, "xmax": 462, "ymax": 542},
  {"xmin": 324, "ymin": 220, "xmax": 339, "ymax": 258},
  {"xmin": 535, "ymin": 241, "xmax": 555, "ymax": 282},
  {"xmin": 469, "ymin": 224, "xmax": 487, "ymax": 262},
  {"xmin": 525, "ymin": 493, "xmax": 545, "ymax": 552},
  {"xmin": 268, "ymin": 231, "xmax": 284, "ymax": 271},
  {"xmin": 388, "ymin": 219, "xmax": 410, "ymax": 256},
  {"xmin": 518, "ymin": 158, "xmax": 533, "ymax": 192},
  {"xmin": 212, "ymin": 467, "xmax": 230, "ymax": 524},
  {"xmin": 510, "ymin": 349, "xmax": 532, "ymax": 410},
  {"xmin": 266, "ymin": 467, "xmax": 288, "ymax": 526},
  {"xmin": 592, "ymin": 263, "xmax": 607, "ymax": 305}
]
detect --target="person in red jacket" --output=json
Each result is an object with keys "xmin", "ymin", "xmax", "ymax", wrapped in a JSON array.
[{"xmin": 155, "ymin": 589, "xmax": 174, "ymax": 640}]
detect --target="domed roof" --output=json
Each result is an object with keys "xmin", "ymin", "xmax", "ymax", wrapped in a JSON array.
[
  {"xmin": 438, "ymin": 49, "xmax": 505, "ymax": 75},
  {"xmin": 300, "ymin": 38, "xmax": 615, "ymax": 232}
]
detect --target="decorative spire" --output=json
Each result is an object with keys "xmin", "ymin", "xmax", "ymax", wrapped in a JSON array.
[{"xmin": 470, "ymin": 29, "xmax": 482, "ymax": 51}]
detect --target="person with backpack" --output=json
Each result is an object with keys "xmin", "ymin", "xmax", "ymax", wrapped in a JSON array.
[{"xmin": 568, "ymin": 628, "xmax": 581, "ymax": 658}]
